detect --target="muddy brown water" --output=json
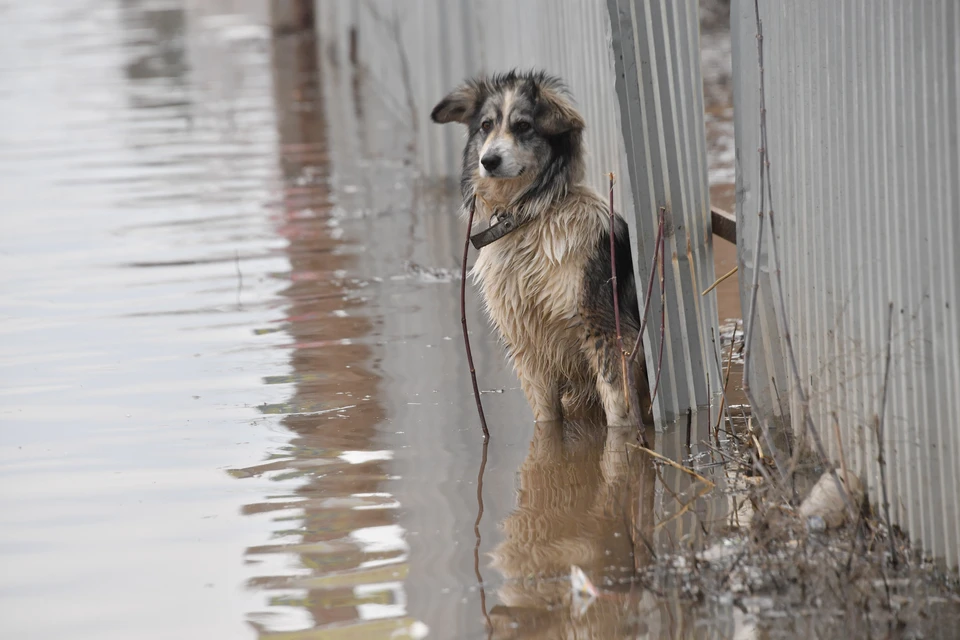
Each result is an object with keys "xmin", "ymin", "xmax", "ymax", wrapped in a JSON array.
[{"xmin": 0, "ymin": 3, "xmax": 766, "ymax": 639}]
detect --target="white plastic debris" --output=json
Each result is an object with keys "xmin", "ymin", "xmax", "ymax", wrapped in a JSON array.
[
  {"xmin": 806, "ymin": 515, "xmax": 827, "ymax": 533},
  {"xmin": 798, "ymin": 470, "xmax": 863, "ymax": 529},
  {"xmin": 570, "ymin": 565, "xmax": 598, "ymax": 617},
  {"xmin": 698, "ymin": 538, "xmax": 743, "ymax": 562}
]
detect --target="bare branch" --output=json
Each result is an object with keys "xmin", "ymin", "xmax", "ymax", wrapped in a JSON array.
[
  {"xmin": 875, "ymin": 302, "xmax": 899, "ymax": 568},
  {"xmin": 461, "ymin": 194, "xmax": 489, "ymax": 441}
]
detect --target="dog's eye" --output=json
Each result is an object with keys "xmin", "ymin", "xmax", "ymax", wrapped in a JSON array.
[
  {"xmin": 514, "ymin": 121, "xmax": 532, "ymax": 134},
  {"xmin": 481, "ymin": 119, "xmax": 493, "ymax": 132}
]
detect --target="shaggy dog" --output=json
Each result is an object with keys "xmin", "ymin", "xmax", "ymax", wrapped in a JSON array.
[{"xmin": 431, "ymin": 70, "xmax": 652, "ymax": 426}]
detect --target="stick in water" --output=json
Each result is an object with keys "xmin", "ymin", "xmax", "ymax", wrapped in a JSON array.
[
  {"xmin": 608, "ymin": 174, "xmax": 629, "ymax": 407},
  {"xmin": 628, "ymin": 208, "xmax": 664, "ymax": 368},
  {"xmin": 461, "ymin": 194, "xmax": 489, "ymax": 441},
  {"xmin": 651, "ymin": 207, "xmax": 667, "ymax": 401}
]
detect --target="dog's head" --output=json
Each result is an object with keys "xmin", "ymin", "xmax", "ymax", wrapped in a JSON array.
[{"xmin": 431, "ymin": 70, "xmax": 585, "ymax": 211}]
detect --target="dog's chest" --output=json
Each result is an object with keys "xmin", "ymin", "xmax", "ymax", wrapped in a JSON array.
[{"xmin": 472, "ymin": 227, "xmax": 587, "ymax": 346}]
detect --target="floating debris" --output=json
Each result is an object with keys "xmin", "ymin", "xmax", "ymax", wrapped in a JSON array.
[
  {"xmin": 403, "ymin": 261, "xmax": 462, "ymax": 283},
  {"xmin": 570, "ymin": 565, "xmax": 598, "ymax": 618}
]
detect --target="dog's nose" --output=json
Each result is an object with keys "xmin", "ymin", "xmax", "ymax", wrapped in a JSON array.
[{"xmin": 481, "ymin": 154, "xmax": 502, "ymax": 172}]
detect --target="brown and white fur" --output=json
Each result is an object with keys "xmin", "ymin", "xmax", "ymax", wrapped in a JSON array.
[{"xmin": 432, "ymin": 70, "xmax": 652, "ymax": 426}]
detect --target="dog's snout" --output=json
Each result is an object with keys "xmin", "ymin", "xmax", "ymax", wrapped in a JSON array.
[{"xmin": 481, "ymin": 154, "xmax": 502, "ymax": 172}]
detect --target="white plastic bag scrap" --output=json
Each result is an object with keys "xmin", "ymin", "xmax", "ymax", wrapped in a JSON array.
[
  {"xmin": 570, "ymin": 565, "xmax": 598, "ymax": 617},
  {"xmin": 798, "ymin": 470, "xmax": 864, "ymax": 529}
]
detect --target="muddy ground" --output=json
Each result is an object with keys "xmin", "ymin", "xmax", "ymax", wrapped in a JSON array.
[{"xmin": 0, "ymin": 2, "xmax": 956, "ymax": 639}]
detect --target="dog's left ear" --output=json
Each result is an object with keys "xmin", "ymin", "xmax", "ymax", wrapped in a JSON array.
[
  {"xmin": 534, "ymin": 86, "xmax": 585, "ymax": 136},
  {"xmin": 431, "ymin": 83, "xmax": 481, "ymax": 125}
]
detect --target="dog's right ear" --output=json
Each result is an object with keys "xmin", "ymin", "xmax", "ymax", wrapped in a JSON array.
[
  {"xmin": 431, "ymin": 83, "xmax": 481, "ymax": 125},
  {"xmin": 534, "ymin": 85, "xmax": 585, "ymax": 136}
]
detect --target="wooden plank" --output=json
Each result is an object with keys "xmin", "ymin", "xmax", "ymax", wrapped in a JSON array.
[{"xmin": 711, "ymin": 206, "xmax": 737, "ymax": 244}]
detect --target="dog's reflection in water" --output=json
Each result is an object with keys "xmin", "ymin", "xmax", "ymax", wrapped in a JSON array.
[{"xmin": 488, "ymin": 419, "xmax": 656, "ymax": 639}]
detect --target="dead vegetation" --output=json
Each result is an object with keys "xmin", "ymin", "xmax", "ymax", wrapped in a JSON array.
[{"xmin": 526, "ymin": 321, "xmax": 960, "ymax": 637}]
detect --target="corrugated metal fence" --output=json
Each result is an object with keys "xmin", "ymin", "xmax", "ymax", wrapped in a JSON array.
[
  {"xmin": 607, "ymin": 0, "xmax": 721, "ymax": 422},
  {"xmin": 732, "ymin": 0, "xmax": 960, "ymax": 569},
  {"xmin": 316, "ymin": 0, "xmax": 720, "ymax": 423}
]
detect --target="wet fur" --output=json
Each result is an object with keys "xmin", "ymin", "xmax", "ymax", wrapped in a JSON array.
[{"xmin": 432, "ymin": 70, "xmax": 652, "ymax": 425}]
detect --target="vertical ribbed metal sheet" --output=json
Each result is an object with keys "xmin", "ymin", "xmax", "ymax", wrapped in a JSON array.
[
  {"xmin": 315, "ymin": 0, "xmax": 720, "ymax": 423},
  {"xmin": 733, "ymin": 0, "xmax": 960, "ymax": 570},
  {"xmin": 606, "ymin": 0, "xmax": 721, "ymax": 421},
  {"xmin": 316, "ymin": 0, "xmax": 633, "ymax": 215}
]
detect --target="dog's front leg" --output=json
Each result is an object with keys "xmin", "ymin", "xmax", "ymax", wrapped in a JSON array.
[
  {"xmin": 595, "ymin": 374, "xmax": 634, "ymax": 426},
  {"xmin": 518, "ymin": 372, "xmax": 563, "ymax": 422}
]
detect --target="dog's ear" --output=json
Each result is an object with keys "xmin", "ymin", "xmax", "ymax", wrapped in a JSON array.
[
  {"xmin": 431, "ymin": 83, "xmax": 481, "ymax": 125},
  {"xmin": 534, "ymin": 86, "xmax": 585, "ymax": 135}
]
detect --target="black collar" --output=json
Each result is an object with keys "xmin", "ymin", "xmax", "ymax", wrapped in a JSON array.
[{"xmin": 470, "ymin": 211, "xmax": 527, "ymax": 249}]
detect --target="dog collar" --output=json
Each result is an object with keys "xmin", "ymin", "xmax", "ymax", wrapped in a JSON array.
[{"xmin": 470, "ymin": 211, "xmax": 526, "ymax": 249}]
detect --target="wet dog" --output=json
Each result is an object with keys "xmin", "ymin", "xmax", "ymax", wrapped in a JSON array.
[{"xmin": 432, "ymin": 70, "xmax": 652, "ymax": 426}]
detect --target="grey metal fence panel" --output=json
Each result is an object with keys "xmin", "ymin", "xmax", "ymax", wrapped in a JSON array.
[
  {"xmin": 606, "ymin": 0, "xmax": 722, "ymax": 420},
  {"xmin": 319, "ymin": 0, "xmax": 630, "ymax": 209},
  {"xmin": 733, "ymin": 0, "xmax": 960, "ymax": 570},
  {"xmin": 317, "ymin": 0, "xmax": 720, "ymax": 424}
]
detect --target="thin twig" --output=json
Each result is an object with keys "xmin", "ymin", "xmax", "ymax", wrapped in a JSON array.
[
  {"xmin": 747, "ymin": 446, "xmax": 778, "ymax": 493},
  {"xmin": 831, "ymin": 411, "xmax": 850, "ymax": 492},
  {"xmin": 702, "ymin": 265, "xmax": 739, "ymax": 296},
  {"xmin": 740, "ymin": 0, "xmax": 783, "ymax": 479},
  {"xmin": 461, "ymin": 194, "xmax": 489, "ymax": 441},
  {"xmin": 710, "ymin": 329, "xmax": 726, "ymax": 449},
  {"xmin": 753, "ymin": 0, "xmax": 852, "ymax": 518},
  {"xmin": 627, "ymin": 442, "xmax": 716, "ymax": 488},
  {"xmin": 627, "ymin": 207, "xmax": 665, "ymax": 367},
  {"xmin": 705, "ymin": 369, "xmax": 711, "ymax": 449},
  {"xmin": 654, "ymin": 483, "xmax": 714, "ymax": 532},
  {"xmin": 623, "ymin": 445, "xmax": 658, "ymax": 564},
  {"xmin": 713, "ymin": 321, "xmax": 739, "ymax": 437},
  {"xmin": 608, "ymin": 173, "xmax": 629, "ymax": 407},
  {"xmin": 876, "ymin": 302, "xmax": 898, "ymax": 568},
  {"xmin": 651, "ymin": 208, "xmax": 667, "ymax": 401},
  {"xmin": 768, "ymin": 220, "xmax": 854, "ymax": 518}
]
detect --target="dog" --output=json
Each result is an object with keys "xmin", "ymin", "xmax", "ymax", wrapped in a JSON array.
[{"xmin": 431, "ymin": 70, "xmax": 652, "ymax": 426}]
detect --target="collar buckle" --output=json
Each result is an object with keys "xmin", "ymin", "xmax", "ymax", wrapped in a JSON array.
[{"xmin": 470, "ymin": 211, "xmax": 521, "ymax": 249}]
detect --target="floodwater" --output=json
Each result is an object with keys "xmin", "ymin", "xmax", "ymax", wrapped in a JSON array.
[{"xmin": 0, "ymin": 3, "xmax": 748, "ymax": 639}]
